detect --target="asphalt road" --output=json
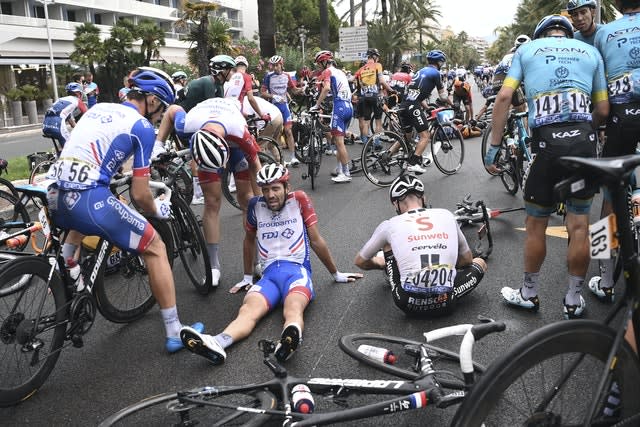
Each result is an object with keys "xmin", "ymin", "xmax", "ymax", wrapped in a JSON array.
[{"xmin": 0, "ymin": 86, "xmax": 613, "ymax": 426}]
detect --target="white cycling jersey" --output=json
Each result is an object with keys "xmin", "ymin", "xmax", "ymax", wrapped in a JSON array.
[
  {"xmin": 242, "ymin": 96, "xmax": 282, "ymax": 128},
  {"xmin": 358, "ymin": 208, "xmax": 469, "ymax": 291}
]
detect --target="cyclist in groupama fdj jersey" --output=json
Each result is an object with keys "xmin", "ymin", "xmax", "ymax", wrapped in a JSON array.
[
  {"xmin": 46, "ymin": 67, "xmax": 207, "ymax": 353},
  {"xmin": 42, "ymin": 82, "xmax": 88, "ymax": 149},
  {"xmin": 487, "ymin": 15, "xmax": 609, "ymax": 319},
  {"xmin": 354, "ymin": 175, "xmax": 486, "ymax": 316}
]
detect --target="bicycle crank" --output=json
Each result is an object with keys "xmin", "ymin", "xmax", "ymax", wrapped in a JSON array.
[{"xmin": 68, "ymin": 291, "xmax": 96, "ymax": 343}]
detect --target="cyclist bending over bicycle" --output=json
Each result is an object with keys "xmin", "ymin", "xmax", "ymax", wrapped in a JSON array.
[
  {"xmin": 397, "ymin": 50, "xmax": 453, "ymax": 175},
  {"xmin": 42, "ymin": 82, "xmax": 88, "ymax": 151},
  {"xmin": 46, "ymin": 67, "xmax": 206, "ymax": 353},
  {"xmin": 354, "ymin": 175, "xmax": 486, "ymax": 316}
]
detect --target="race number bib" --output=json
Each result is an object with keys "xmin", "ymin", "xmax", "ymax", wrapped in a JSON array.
[
  {"xmin": 533, "ymin": 90, "xmax": 590, "ymax": 120},
  {"xmin": 608, "ymin": 73, "xmax": 632, "ymax": 100},
  {"xmin": 47, "ymin": 158, "xmax": 99, "ymax": 186},
  {"xmin": 589, "ymin": 214, "xmax": 618, "ymax": 259},
  {"xmin": 405, "ymin": 264, "xmax": 454, "ymax": 289}
]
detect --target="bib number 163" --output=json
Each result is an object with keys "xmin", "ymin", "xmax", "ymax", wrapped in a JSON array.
[{"xmin": 589, "ymin": 214, "xmax": 618, "ymax": 259}]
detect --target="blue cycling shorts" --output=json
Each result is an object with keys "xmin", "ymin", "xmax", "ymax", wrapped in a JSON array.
[{"xmin": 248, "ymin": 260, "xmax": 315, "ymax": 310}]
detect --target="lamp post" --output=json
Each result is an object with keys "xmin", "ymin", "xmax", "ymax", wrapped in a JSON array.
[
  {"xmin": 39, "ymin": 0, "xmax": 59, "ymax": 100},
  {"xmin": 298, "ymin": 26, "xmax": 308, "ymax": 67}
]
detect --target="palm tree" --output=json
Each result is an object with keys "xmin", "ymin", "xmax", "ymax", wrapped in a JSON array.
[
  {"xmin": 319, "ymin": 0, "xmax": 329, "ymax": 48},
  {"xmin": 257, "ymin": 0, "xmax": 276, "ymax": 57},
  {"xmin": 184, "ymin": 16, "xmax": 233, "ymax": 70},
  {"xmin": 174, "ymin": 1, "xmax": 219, "ymax": 76},
  {"xmin": 70, "ymin": 23, "xmax": 104, "ymax": 76},
  {"xmin": 137, "ymin": 19, "xmax": 166, "ymax": 66}
]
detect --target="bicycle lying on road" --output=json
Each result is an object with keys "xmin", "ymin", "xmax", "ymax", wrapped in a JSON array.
[{"xmin": 100, "ymin": 319, "xmax": 505, "ymax": 426}]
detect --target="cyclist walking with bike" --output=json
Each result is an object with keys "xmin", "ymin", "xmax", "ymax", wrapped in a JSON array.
[
  {"xmin": 488, "ymin": 15, "xmax": 609, "ymax": 318},
  {"xmin": 354, "ymin": 175, "xmax": 486, "ymax": 316},
  {"xmin": 398, "ymin": 50, "xmax": 453, "ymax": 175},
  {"xmin": 46, "ymin": 67, "xmax": 206, "ymax": 353}
]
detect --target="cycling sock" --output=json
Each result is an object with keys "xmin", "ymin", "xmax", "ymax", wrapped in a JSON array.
[
  {"xmin": 342, "ymin": 163, "xmax": 350, "ymax": 176},
  {"xmin": 193, "ymin": 177, "xmax": 202, "ymax": 198},
  {"xmin": 61, "ymin": 243, "xmax": 78, "ymax": 265},
  {"xmin": 160, "ymin": 306, "xmax": 181, "ymax": 337},
  {"xmin": 207, "ymin": 243, "xmax": 220, "ymax": 269},
  {"xmin": 521, "ymin": 272, "xmax": 539, "ymax": 299},
  {"xmin": 598, "ymin": 259, "xmax": 614, "ymax": 288},
  {"xmin": 361, "ymin": 135, "xmax": 368, "ymax": 145},
  {"xmin": 214, "ymin": 333, "xmax": 234, "ymax": 349},
  {"xmin": 565, "ymin": 275, "xmax": 584, "ymax": 306}
]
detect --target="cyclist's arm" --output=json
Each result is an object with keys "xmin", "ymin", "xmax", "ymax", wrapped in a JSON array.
[
  {"xmin": 355, "ymin": 221, "xmax": 389, "ymax": 270},
  {"xmin": 314, "ymin": 79, "xmax": 331, "ymax": 108},
  {"xmin": 307, "ymin": 223, "xmax": 338, "ymax": 275},
  {"xmin": 130, "ymin": 174, "xmax": 156, "ymax": 216},
  {"xmin": 490, "ymin": 85, "xmax": 515, "ymax": 147},
  {"xmin": 246, "ymin": 91, "xmax": 264, "ymax": 118}
]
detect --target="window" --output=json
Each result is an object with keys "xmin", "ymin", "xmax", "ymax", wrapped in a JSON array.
[
  {"xmin": 1, "ymin": 2, "xmax": 13, "ymax": 15},
  {"xmin": 94, "ymin": 14, "xmax": 101, "ymax": 25},
  {"xmin": 34, "ymin": 5, "xmax": 44, "ymax": 18},
  {"xmin": 67, "ymin": 10, "xmax": 77, "ymax": 22}
]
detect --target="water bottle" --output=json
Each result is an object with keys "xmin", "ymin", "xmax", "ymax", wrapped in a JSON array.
[
  {"xmin": 632, "ymin": 189, "xmax": 640, "ymax": 225},
  {"xmin": 291, "ymin": 384, "xmax": 315, "ymax": 414},
  {"xmin": 357, "ymin": 344, "xmax": 397, "ymax": 364},
  {"xmin": 6, "ymin": 234, "xmax": 28, "ymax": 249},
  {"xmin": 66, "ymin": 257, "xmax": 85, "ymax": 292}
]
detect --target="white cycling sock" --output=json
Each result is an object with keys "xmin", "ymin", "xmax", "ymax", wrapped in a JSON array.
[
  {"xmin": 521, "ymin": 272, "xmax": 539, "ymax": 299},
  {"xmin": 214, "ymin": 333, "xmax": 234, "ymax": 349},
  {"xmin": 161, "ymin": 306, "xmax": 181, "ymax": 338},
  {"xmin": 565, "ymin": 275, "xmax": 584, "ymax": 306}
]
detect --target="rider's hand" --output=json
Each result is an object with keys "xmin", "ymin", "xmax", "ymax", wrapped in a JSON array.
[
  {"xmin": 229, "ymin": 275, "xmax": 254, "ymax": 294},
  {"xmin": 261, "ymin": 113, "xmax": 271, "ymax": 123},
  {"xmin": 154, "ymin": 197, "xmax": 172, "ymax": 220},
  {"xmin": 150, "ymin": 140, "xmax": 167, "ymax": 162},
  {"xmin": 333, "ymin": 271, "xmax": 364, "ymax": 283}
]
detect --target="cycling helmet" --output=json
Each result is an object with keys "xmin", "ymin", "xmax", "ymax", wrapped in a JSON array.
[
  {"xmin": 171, "ymin": 71, "xmax": 187, "ymax": 81},
  {"xmin": 129, "ymin": 67, "xmax": 176, "ymax": 106},
  {"xmin": 567, "ymin": 0, "xmax": 597, "ymax": 12},
  {"xmin": 533, "ymin": 15, "xmax": 574, "ymax": 39},
  {"xmin": 482, "ymin": 86, "xmax": 494, "ymax": 98},
  {"xmin": 209, "ymin": 55, "xmax": 236, "ymax": 72},
  {"xmin": 65, "ymin": 82, "xmax": 84, "ymax": 94},
  {"xmin": 426, "ymin": 50, "xmax": 447, "ymax": 64},
  {"xmin": 400, "ymin": 62, "xmax": 413, "ymax": 73},
  {"xmin": 514, "ymin": 34, "xmax": 531, "ymax": 48},
  {"xmin": 190, "ymin": 129, "xmax": 229, "ymax": 171},
  {"xmin": 234, "ymin": 55, "xmax": 249, "ymax": 67},
  {"xmin": 256, "ymin": 163, "xmax": 290, "ymax": 186},
  {"xmin": 269, "ymin": 55, "xmax": 284, "ymax": 65},
  {"xmin": 389, "ymin": 174, "xmax": 425, "ymax": 203},
  {"xmin": 314, "ymin": 50, "xmax": 333, "ymax": 64},
  {"xmin": 366, "ymin": 48, "xmax": 380, "ymax": 58}
]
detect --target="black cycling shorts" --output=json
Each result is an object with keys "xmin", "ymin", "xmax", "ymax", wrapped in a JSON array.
[
  {"xmin": 384, "ymin": 250, "xmax": 484, "ymax": 317},
  {"xmin": 398, "ymin": 104, "xmax": 429, "ymax": 133},
  {"xmin": 603, "ymin": 103, "xmax": 640, "ymax": 158},
  {"xmin": 358, "ymin": 96, "xmax": 383, "ymax": 121}
]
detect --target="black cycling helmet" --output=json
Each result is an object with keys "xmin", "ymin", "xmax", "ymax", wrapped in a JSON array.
[
  {"xmin": 389, "ymin": 174, "xmax": 425, "ymax": 203},
  {"xmin": 400, "ymin": 62, "xmax": 413, "ymax": 73},
  {"xmin": 567, "ymin": 0, "xmax": 597, "ymax": 12},
  {"xmin": 533, "ymin": 15, "xmax": 574, "ymax": 39},
  {"xmin": 366, "ymin": 48, "xmax": 380, "ymax": 58}
]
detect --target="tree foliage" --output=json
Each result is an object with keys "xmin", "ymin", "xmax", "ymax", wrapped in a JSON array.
[
  {"xmin": 175, "ymin": 0, "xmax": 219, "ymax": 76},
  {"xmin": 70, "ymin": 23, "xmax": 104, "ymax": 76}
]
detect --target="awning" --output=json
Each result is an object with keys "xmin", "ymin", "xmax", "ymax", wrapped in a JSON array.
[{"xmin": 0, "ymin": 57, "xmax": 70, "ymax": 66}]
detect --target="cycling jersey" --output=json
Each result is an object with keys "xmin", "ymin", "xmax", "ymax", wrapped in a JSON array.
[
  {"xmin": 355, "ymin": 60, "xmax": 383, "ymax": 98},
  {"xmin": 262, "ymin": 72, "xmax": 296, "ymax": 102},
  {"xmin": 389, "ymin": 71, "xmax": 412, "ymax": 103},
  {"xmin": 42, "ymin": 95, "xmax": 87, "ymax": 147},
  {"xmin": 400, "ymin": 65, "xmax": 443, "ymax": 106},
  {"xmin": 224, "ymin": 71, "xmax": 253, "ymax": 106},
  {"xmin": 318, "ymin": 65, "xmax": 353, "ymax": 135},
  {"xmin": 241, "ymin": 96, "xmax": 282, "ymax": 129},
  {"xmin": 504, "ymin": 37, "xmax": 608, "ymax": 128},
  {"xmin": 179, "ymin": 75, "xmax": 223, "ymax": 112},
  {"xmin": 575, "ymin": 23, "xmax": 602, "ymax": 46}
]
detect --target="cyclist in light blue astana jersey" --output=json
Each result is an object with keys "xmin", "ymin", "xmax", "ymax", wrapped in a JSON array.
[
  {"xmin": 589, "ymin": 0, "xmax": 640, "ymax": 308},
  {"xmin": 567, "ymin": 0, "xmax": 602, "ymax": 46},
  {"xmin": 487, "ymin": 15, "xmax": 609, "ymax": 319}
]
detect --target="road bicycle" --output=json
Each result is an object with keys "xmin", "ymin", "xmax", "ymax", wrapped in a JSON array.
[
  {"xmin": 246, "ymin": 114, "xmax": 283, "ymax": 165},
  {"xmin": 451, "ymin": 154, "xmax": 640, "ymax": 426},
  {"xmin": 0, "ymin": 176, "xmax": 174, "ymax": 407},
  {"xmin": 28, "ymin": 135, "xmax": 62, "ymax": 187},
  {"xmin": 151, "ymin": 136, "xmax": 194, "ymax": 204},
  {"xmin": 361, "ymin": 107, "xmax": 464, "ymax": 187},
  {"xmin": 99, "ymin": 320, "xmax": 505, "ymax": 426},
  {"xmin": 296, "ymin": 109, "xmax": 330, "ymax": 190}
]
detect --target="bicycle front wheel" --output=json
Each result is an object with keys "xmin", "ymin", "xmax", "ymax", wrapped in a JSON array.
[
  {"xmin": 0, "ymin": 190, "xmax": 31, "ymax": 251},
  {"xmin": 451, "ymin": 320, "xmax": 640, "ymax": 427},
  {"xmin": 0, "ymin": 257, "xmax": 66, "ymax": 407},
  {"xmin": 431, "ymin": 125, "xmax": 464, "ymax": 175},
  {"xmin": 93, "ymin": 218, "xmax": 173, "ymax": 323},
  {"xmin": 499, "ymin": 156, "xmax": 519, "ymax": 195},
  {"xmin": 480, "ymin": 125, "xmax": 504, "ymax": 176},
  {"xmin": 257, "ymin": 136, "xmax": 283, "ymax": 165},
  {"xmin": 339, "ymin": 332, "xmax": 485, "ymax": 389},
  {"xmin": 99, "ymin": 388, "xmax": 277, "ymax": 427},
  {"xmin": 362, "ymin": 131, "xmax": 409, "ymax": 187},
  {"xmin": 171, "ymin": 195, "xmax": 212, "ymax": 295}
]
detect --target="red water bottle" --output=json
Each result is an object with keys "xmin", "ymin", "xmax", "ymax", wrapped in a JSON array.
[
  {"xmin": 357, "ymin": 344, "xmax": 397, "ymax": 364},
  {"xmin": 6, "ymin": 234, "xmax": 28, "ymax": 249},
  {"xmin": 291, "ymin": 384, "xmax": 315, "ymax": 414}
]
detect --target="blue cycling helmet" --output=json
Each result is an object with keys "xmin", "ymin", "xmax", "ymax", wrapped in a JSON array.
[
  {"xmin": 65, "ymin": 82, "xmax": 84, "ymax": 94},
  {"xmin": 129, "ymin": 67, "xmax": 176, "ymax": 106},
  {"xmin": 482, "ymin": 87, "xmax": 494, "ymax": 98},
  {"xmin": 567, "ymin": 0, "xmax": 597, "ymax": 12},
  {"xmin": 533, "ymin": 15, "xmax": 574, "ymax": 39},
  {"xmin": 426, "ymin": 50, "xmax": 446, "ymax": 64}
]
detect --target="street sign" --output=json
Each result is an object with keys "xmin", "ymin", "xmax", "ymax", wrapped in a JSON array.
[{"xmin": 338, "ymin": 26, "xmax": 368, "ymax": 62}]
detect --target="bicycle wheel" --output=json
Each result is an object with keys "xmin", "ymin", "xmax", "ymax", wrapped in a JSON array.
[
  {"xmin": 0, "ymin": 257, "xmax": 67, "ymax": 407},
  {"xmin": 361, "ymin": 131, "xmax": 409, "ymax": 188},
  {"xmin": 0, "ymin": 190, "xmax": 31, "ymax": 251},
  {"xmin": 29, "ymin": 160, "xmax": 55, "ymax": 186},
  {"xmin": 480, "ymin": 125, "xmax": 504, "ymax": 176},
  {"xmin": 171, "ymin": 194, "xmax": 212, "ymax": 295},
  {"xmin": 308, "ymin": 133, "xmax": 322, "ymax": 190},
  {"xmin": 93, "ymin": 218, "xmax": 173, "ymax": 323},
  {"xmin": 339, "ymin": 333, "xmax": 485, "ymax": 389},
  {"xmin": 499, "ymin": 156, "xmax": 519, "ymax": 195},
  {"xmin": 431, "ymin": 124, "xmax": 464, "ymax": 175},
  {"xmin": 451, "ymin": 320, "xmax": 640, "ymax": 427},
  {"xmin": 155, "ymin": 163, "xmax": 193, "ymax": 205},
  {"xmin": 99, "ymin": 388, "xmax": 277, "ymax": 426},
  {"xmin": 257, "ymin": 136, "xmax": 283, "ymax": 165},
  {"xmin": 222, "ymin": 152, "xmax": 277, "ymax": 211}
]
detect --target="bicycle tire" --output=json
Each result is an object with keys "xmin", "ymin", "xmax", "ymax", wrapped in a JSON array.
[
  {"xmin": 339, "ymin": 332, "xmax": 485, "ymax": 389},
  {"xmin": 257, "ymin": 136, "xmax": 283, "ymax": 165},
  {"xmin": 171, "ymin": 194, "xmax": 212, "ymax": 295},
  {"xmin": 499, "ymin": 156, "xmax": 519, "ymax": 195},
  {"xmin": 431, "ymin": 124, "xmax": 464, "ymax": 175},
  {"xmin": 93, "ymin": 218, "xmax": 173, "ymax": 323},
  {"xmin": 369, "ymin": 112, "xmax": 391, "ymax": 135},
  {"xmin": 0, "ymin": 190, "xmax": 31, "ymax": 251},
  {"xmin": 451, "ymin": 320, "xmax": 640, "ymax": 427},
  {"xmin": 99, "ymin": 388, "xmax": 277, "ymax": 426},
  {"xmin": 308, "ymin": 132, "xmax": 322, "ymax": 190},
  {"xmin": 222, "ymin": 152, "xmax": 277, "ymax": 211},
  {"xmin": 0, "ymin": 177, "xmax": 18, "ymax": 199},
  {"xmin": 29, "ymin": 160, "xmax": 55, "ymax": 186},
  {"xmin": 361, "ymin": 131, "xmax": 409, "ymax": 188},
  {"xmin": 480, "ymin": 125, "xmax": 503, "ymax": 176},
  {"xmin": 0, "ymin": 256, "xmax": 66, "ymax": 407}
]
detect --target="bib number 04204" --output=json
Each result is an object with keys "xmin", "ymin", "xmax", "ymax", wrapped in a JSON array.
[
  {"xmin": 589, "ymin": 214, "xmax": 618, "ymax": 259},
  {"xmin": 408, "ymin": 266, "xmax": 453, "ymax": 288}
]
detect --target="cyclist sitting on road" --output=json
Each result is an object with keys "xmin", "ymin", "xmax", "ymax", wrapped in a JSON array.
[
  {"xmin": 312, "ymin": 50, "xmax": 355, "ymax": 183},
  {"xmin": 397, "ymin": 50, "xmax": 454, "ymax": 175},
  {"xmin": 46, "ymin": 67, "xmax": 206, "ymax": 353},
  {"xmin": 261, "ymin": 55, "xmax": 304, "ymax": 167},
  {"xmin": 488, "ymin": 15, "xmax": 609, "ymax": 319},
  {"xmin": 354, "ymin": 174, "xmax": 487, "ymax": 316},
  {"xmin": 174, "ymin": 97, "xmax": 264, "ymax": 288},
  {"xmin": 180, "ymin": 163, "xmax": 363, "ymax": 365},
  {"xmin": 451, "ymin": 74, "xmax": 474, "ymax": 123},
  {"xmin": 42, "ymin": 82, "xmax": 88, "ymax": 151}
]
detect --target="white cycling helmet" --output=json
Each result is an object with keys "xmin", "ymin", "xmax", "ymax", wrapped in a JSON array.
[
  {"xmin": 234, "ymin": 55, "xmax": 249, "ymax": 67},
  {"xmin": 389, "ymin": 174, "xmax": 424, "ymax": 203},
  {"xmin": 514, "ymin": 34, "xmax": 531, "ymax": 48},
  {"xmin": 190, "ymin": 129, "xmax": 229, "ymax": 171},
  {"xmin": 256, "ymin": 163, "xmax": 289, "ymax": 186}
]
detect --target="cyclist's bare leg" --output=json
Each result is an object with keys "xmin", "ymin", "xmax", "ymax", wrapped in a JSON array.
[
  {"xmin": 523, "ymin": 215, "xmax": 549, "ymax": 273},
  {"xmin": 283, "ymin": 123, "xmax": 296, "ymax": 162},
  {"xmin": 360, "ymin": 118, "xmax": 370, "ymax": 142},
  {"xmin": 413, "ymin": 129, "xmax": 430, "ymax": 157},
  {"xmin": 334, "ymin": 134, "xmax": 349, "ymax": 169},
  {"xmin": 222, "ymin": 292, "xmax": 270, "ymax": 342},
  {"xmin": 142, "ymin": 234, "xmax": 176, "ymax": 308},
  {"xmin": 200, "ymin": 180, "xmax": 222, "ymax": 243},
  {"xmin": 282, "ymin": 292, "xmax": 310, "ymax": 333},
  {"xmin": 565, "ymin": 211, "xmax": 590, "ymax": 276},
  {"xmin": 234, "ymin": 175, "xmax": 254, "ymax": 211}
]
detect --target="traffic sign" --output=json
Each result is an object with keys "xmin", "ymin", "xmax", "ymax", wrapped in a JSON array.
[{"xmin": 338, "ymin": 26, "xmax": 368, "ymax": 61}]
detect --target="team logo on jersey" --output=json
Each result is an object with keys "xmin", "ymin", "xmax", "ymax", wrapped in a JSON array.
[
  {"xmin": 631, "ymin": 47, "xmax": 640, "ymax": 60},
  {"xmin": 281, "ymin": 228, "xmax": 294, "ymax": 239},
  {"xmin": 114, "ymin": 150, "xmax": 125, "ymax": 161},
  {"xmin": 100, "ymin": 115, "xmax": 113, "ymax": 124},
  {"xmin": 64, "ymin": 191, "xmax": 81, "ymax": 210},
  {"xmin": 555, "ymin": 67, "xmax": 569, "ymax": 79}
]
